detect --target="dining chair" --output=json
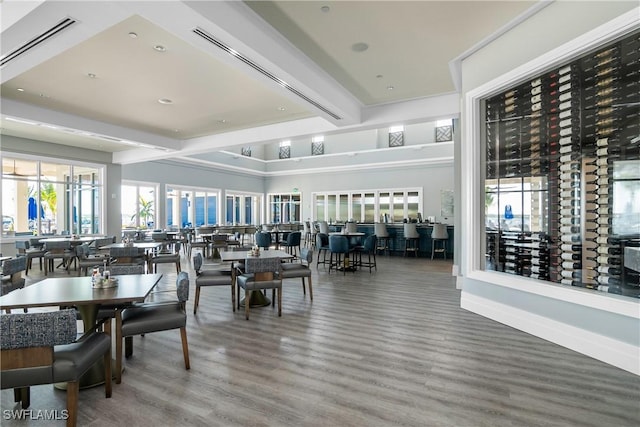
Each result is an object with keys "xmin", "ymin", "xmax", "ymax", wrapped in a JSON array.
[
  {"xmin": 236, "ymin": 257, "xmax": 283, "ymax": 320},
  {"xmin": 15, "ymin": 240, "xmax": 45, "ymax": 274},
  {"xmin": 1, "ymin": 309, "xmax": 112, "ymax": 427},
  {"xmin": 431, "ymin": 223, "xmax": 449, "ymax": 259},
  {"xmin": 279, "ymin": 248, "xmax": 314, "ymax": 300},
  {"xmin": 75, "ymin": 243, "xmax": 109, "ymax": 276},
  {"xmin": 149, "ymin": 241, "xmax": 181, "ymax": 273},
  {"xmin": 151, "ymin": 230, "xmax": 169, "ymax": 253},
  {"xmin": 354, "ymin": 234, "xmax": 377, "ymax": 273},
  {"xmin": 115, "ymin": 272, "xmax": 190, "ymax": 383},
  {"xmin": 345, "ymin": 222, "xmax": 358, "ymax": 233},
  {"xmin": 43, "ymin": 240, "xmax": 75, "ymax": 275},
  {"xmin": 193, "ymin": 252, "xmax": 234, "ymax": 314},
  {"xmin": 187, "ymin": 231, "xmax": 210, "ymax": 259},
  {"xmin": 281, "ymin": 231, "xmax": 302, "ymax": 258},
  {"xmin": 303, "ymin": 221, "xmax": 312, "ymax": 247},
  {"xmin": 328, "ymin": 234, "xmax": 350, "ymax": 275},
  {"xmin": 315, "ymin": 233, "xmax": 330, "ymax": 268},
  {"xmin": 109, "ymin": 246, "xmax": 146, "ymax": 266},
  {"xmin": 318, "ymin": 221, "xmax": 330, "ymax": 234},
  {"xmin": 403, "ymin": 223, "xmax": 420, "ymax": 257},
  {"xmin": 255, "ymin": 231, "xmax": 272, "ymax": 250},
  {"xmin": 374, "ymin": 223, "xmax": 391, "ymax": 255},
  {"xmin": 1, "ymin": 256, "xmax": 27, "ymax": 296}
]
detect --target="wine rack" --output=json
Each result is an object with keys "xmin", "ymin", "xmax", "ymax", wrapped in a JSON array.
[{"xmin": 483, "ymin": 30, "xmax": 639, "ymax": 298}]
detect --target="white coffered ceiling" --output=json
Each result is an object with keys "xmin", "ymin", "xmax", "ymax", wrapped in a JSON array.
[{"xmin": 0, "ymin": 0, "xmax": 539, "ymax": 163}]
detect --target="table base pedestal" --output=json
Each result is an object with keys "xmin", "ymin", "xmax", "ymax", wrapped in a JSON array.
[{"xmin": 239, "ymin": 291, "xmax": 271, "ymax": 307}]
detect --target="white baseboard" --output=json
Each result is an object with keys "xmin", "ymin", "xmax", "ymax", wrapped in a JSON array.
[{"xmin": 461, "ymin": 291, "xmax": 640, "ymax": 376}]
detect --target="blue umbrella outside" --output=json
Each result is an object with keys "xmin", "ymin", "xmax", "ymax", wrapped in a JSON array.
[{"xmin": 28, "ymin": 197, "xmax": 37, "ymax": 220}]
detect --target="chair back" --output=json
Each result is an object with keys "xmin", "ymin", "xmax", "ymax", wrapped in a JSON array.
[
  {"xmin": 431, "ymin": 223, "xmax": 449, "ymax": 240},
  {"xmin": 151, "ymin": 231, "xmax": 167, "ymax": 242},
  {"xmin": 44, "ymin": 240, "xmax": 71, "ymax": 251},
  {"xmin": 193, "ymin": 252, "xmax": 203, "ymax": 273},
  {"xmin": 286, "ymin": 231, "xmax": 302, "ymax": 246},
  {"xmin": 300, "ymin": 248, "xmax": 314, "ymax": 264},
  {"xmin": 255, "ymin": 232, "xmax": 272, "ymax": 249},
  {"xmin": 345, "ymin": 222, "xmax": 358, "ymax": 233},
  {"xmin": 1, "ymin": 309, "xmax": 77, "ymax": 351},
  {"xmin": 2, "ymin": 257, "xmax": 27, "ymax": 276},
  {"xmin": 404, "ymin": 223, "xmax": 419, "ymax": 239},
  {"xmin": 303, "ymin": 221, "xmax": 311, "ymax": 234},
  {"xmin": 109, "ymin": 264, "xmax": 145, "ymax": 275},
  {"xmin": 244, "ymin": 257, "xmax": 281, "ymax": 275},
  {"xmin": 364, "ymin": 234, "xmax": 377, "ymax": 252},
  {"xmin": 110, "ymin": 246, "xmax": 144, "ymax": 258},
  {"xmin": 316, "ymin": 233, "xmax": 329, "ymax": 249},
  {"xmin": 95, "ymin": 237, "xmax": 115, "ymax": 249},
  {"xmin": 29, "ymin": 238, "xmax": 44, "ymax": 249},
  {"xmin": 374, "ymin": 223, "xmax": 389, "ymax": 238},
  {"xmin": 318, "ymin": 221, "xmax": 329, "ymax": 234},
  {"xmin": 15, "ymin": 240, "xmax": 29, "ymax": 253},
  {"xmin": 176, "ymin": 271, "xmax": 190, "ymax": 303},
  {"xmin": 329, "ymin": 235, "xmax": 349, "ymax": 254},
  {"xmin": 76, "ymin": 243, "xmax": 92, "ymax": 259}
]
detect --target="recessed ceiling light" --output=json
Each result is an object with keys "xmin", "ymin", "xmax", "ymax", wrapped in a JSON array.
[
  {"xmin": 376, "ymin": 75, "xmax": 383, "ymax": 79},
  {"xmin": 218, "ymin": 119, "xmax": 227, "ymax": 124},
  {"xmin": 154, "ymin": 45, "xmax": 166, "ymax": 52},
  {"xmin": 321, "ymin": 5, "xmax": 330, "ymax": 13},
  {"xmin": 16, "ymin": 88, "xmax": 25, "ymax": 92},
  {"xmin": 129, "ymin": 32, "xmax": 138, "ymax": 38},
  {"xmin": 387, "ymin": 86, "xmax": 395, "ymax": 90},
  {"xmin": 87, "ymin": 73, "xmax": 96, "ymax": 78},
  {"xmin": 351, "ymin": 42, "xmax": 369, "ymax": 52},
  {"xmin": 278, "ymin": 107, "xmax": 286, "ymax": 111},
  {"xmin": 158, "ymin": 98, "xmax": 173, "ymax": 105}
]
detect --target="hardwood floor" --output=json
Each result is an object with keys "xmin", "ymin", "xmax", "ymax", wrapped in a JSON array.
[{"xmin": 2, "ymin": 251, "xmax": 639, "ymax": 426}]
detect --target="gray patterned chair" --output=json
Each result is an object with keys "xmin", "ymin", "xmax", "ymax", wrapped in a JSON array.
[
  {"xmin": 149, "ymin": 241, "xmax": 181, "ymax": 273},
  {"xmin": 236, "ymin": 257, "xmax": 283, "ymax": 320},
  {"xmin": 44, "ymin": 240, "xmax": 75, "ymax": 275},
  {"xmin": 193, "ymin": 253, "xmax": 234, "ymax": 314},
  {"xmin": 109, "ymin": 246, "xmax": 146, "ymax": 267},
  {"xmin": 75, "ymin": 243, "xmax": 110, "ymax": 276},
  {"xmin": 1, "ymin": 309, "xmax": 112, "ymax": 427},
  {"xmin": 279, "ymin": 248, "xmax": 313, "ymax": 300},
  {"xmin": 15, "ymin": 240, "xmax": 45, "ymax": 274},
  {"xmin": 115, "ymin": 272, "xmax": 190, "ymax": 383},
  {"xmin": 1, "ymin": 256, "xmax": 27, "ymax": 296}
]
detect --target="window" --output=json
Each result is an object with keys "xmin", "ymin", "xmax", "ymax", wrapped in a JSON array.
[
  {"xmin": 122, "ymin": 183, "xmax": 156, "ymax": 229},
  {"xmin": 226, "ymin": 191, "xmax": 262, "ymax": 225},
  {"xmin": 2, "ymin": 155, "xmax": 104, "ymax": 237},
  {"xmin": 312, "ymin": 188, "xmax": 422, "ymax": 223},
  {"xmin": 166, "ymin": 186, "xmax": 220, "ymax": 228},
  {"xmin": 279, "ymin": 140, "xmax": 291, "ymax": 159},
  {"xmin": 268, "ymin": 193, "xmax": 301, "ymax": 223},
  {"xmin": 312, "ymin": 136, "xmax": 324, "ymax": 155}
]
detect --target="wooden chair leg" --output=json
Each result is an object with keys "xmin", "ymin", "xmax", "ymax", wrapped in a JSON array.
[
  {"xmin": 230, "ymin": 284, "xmax": 235, "ymax": 312},
  {"xmin": 245, "ymin": 290, "xmax": 250, "ymax": 320},
  {"xmin": 115, "ymin": 311, "xmax": 123, "ymax": 384},
  {"xmin": 66, "ymin": 381, "xmax": 79, "ymax": 427},
  {"xmin": 103, "ymin": 347, "xmax": 112, "ymax": 398},
  {"xmin": 272, "ymin": 289, "xmax": 276, "ymax": 306},
  {"xmin": 301, "ymin": 278, "xmax": 306, "ymax": 295},
  {"xmin": 308, "ymin": 276, "xmax": 313, "ymax": 301},
  {"xmin": 14, "ymin": 387, "xmax": 30, "ymax": 408},
  {"xmin": 180, "ymin": 327, "xmax": 190, "ymax": 370},
  {"xmin": 277, "ymin": 288, "xmax": 282, "ymax": 316},
  {"xmin": 125, "ymin": 337, "xmax": 133, "ymax": 358},
  {"xmin": 193, "ymin": 286, "xmax": 201, "ymax": 314}
]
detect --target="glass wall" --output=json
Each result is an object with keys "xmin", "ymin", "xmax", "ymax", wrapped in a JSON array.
[
  {"xmin": 2, "ymin": 155, "xmax": 103, "ymax": 237},
  {"xmin": 226, "ymin": 191, "xmax": 261, "ymax": 225},
  {"xmin": 482, "ymin": 31, "xmax": 639, "ymax": 298},
  {"xmin": 268, "ymin": 193, "xmax": 301, "ymax": 223},
  {"xmin": 166, "ymin": 186, "xmax": 220, "ymax": 228},
  {"xmin": 122, "ymin": 183, "xmax": 156, "ymax": 229}
]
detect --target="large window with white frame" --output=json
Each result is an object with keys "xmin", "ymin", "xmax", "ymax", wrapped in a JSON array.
[
  {"xmin": 121, "ymin": 182, "xmax": 157, "ymax": 230},
  {"xmin": 166, "ymin": 186, "xmax": 221, "ymax": 228},
  {"xmin": 268, "ymin": 193, "xmax": 301, "ymax": 223},
  {"xmin": 225, "ymin": 191, "xmax": 262, "ymax": 225},
  {"xmin": 313, "ymin": 188, "xmax": 422, "ymax": 223},
  {"xmin": 2, "ymin": 154, "xmax": 104, "ymax": 237}
]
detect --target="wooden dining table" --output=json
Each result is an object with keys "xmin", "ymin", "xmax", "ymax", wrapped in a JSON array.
[
  {"xmin": 219, "ymin": 249, "xmax": 293, "ymax": 307},
  {"xmin": 0, "ymin": 273, "xmax": 163, "ymax": 388}
]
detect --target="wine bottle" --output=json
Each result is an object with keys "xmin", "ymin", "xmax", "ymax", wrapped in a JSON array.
[
  {"xmin": 560, "ymin": 225, "xmax": 580, "ymax": 234},
  {"xmin": 561, "ymin": 234, "xmax": 581, "ymax": 243},
  {"xmin": 561, "ymin": 252, "xmax": 581, "ymax": 261},
  {"xmin": 561, "ymin": 244, "xmax": 582, "ymax": 252},
  {"xmin": 562, "ymin": 261, "xmax": 582, "ymax": 270},
  {"xmin": 597, "ymin": 266, "xmax": 622, "ymax": 276}
]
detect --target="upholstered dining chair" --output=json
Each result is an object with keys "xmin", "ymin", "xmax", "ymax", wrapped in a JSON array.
[
  {"xmin": 315, "ymin": 233, "xmax": 330, "ymax": 268},
  {"xmin": 193, "ymin": 253, "xmax": 234, "ymax": 314},
  {"xmin": 115, "ymin": 272, "xmax": 190, "ymax": 383},
  {"xmin": 75, "ymin": 243, "xmax": 109, "ymax": 276},
  {"xmin": 255, "ymin": 231, "xmax": 272, "ymax": 250},
  {"xmin": 149, "ymin": 241, "xmax": 181, "ymax": 273},
  {"xmin": 318, "ymin": 221, "xmax": 330, "ymax": 234},
  {"xmin": 109, "ymin": 246, "xmax": 146, "ymax": 266},
  {"xmin": 279, "ymin": 248, "xmax": 314, "ymax": 300},
  {"xmin": 187, "ymin": 231, "xmax": 209, "ymax": 259},
  {"xmin": 15, "ymin": 240, "xmax": 45, "ymax": 274},
  {"xmin": 44, "ymin": 240, "xmax": 75, "ymax": 275},
  {"xmin": 1, "ymin": 256, "xmax": 27, "ymax": 297},
  {"xmin": 403, "ymin": 223, "xmax": 420, "ymax": 257},
  {"xmin": 236, "ymin": 257, "xmax": 283, "ymax": 320},
  {"xmin": 354, "ymin": 234, "xmax": 377, "ymax": 273},
  {"xmin": 345, "ymin": 222, "xmax": 358, "ymax": 233},
  {"xmin": 281, "ymin": 231, "xmax": 302, "ymax": 258},
  {"xmin": 431, "ymin": 223, "xmax": 449, "ymax": 259},
  {"xmin": 374, "ymin": 223, "xmax": 391, "ymax": 255},
  {"xmin": 328, "ymin": 234, "xmax": 350, "ymax": 275},
  {"xmin": 1, "ymin": 309, "xmax": 112, "ymax": 427}
]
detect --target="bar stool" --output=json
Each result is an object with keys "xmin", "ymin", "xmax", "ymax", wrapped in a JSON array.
[
  {"xmin": 431, "ymin": 223, "xmax": 449, "ymax": 259},
  {"xmin": 374, "ymin": 223, "xmax": 391, "ymax": 255},
  {"xmin": 403, "ymin": 223, "xmax": 420, "ymax": 257}
]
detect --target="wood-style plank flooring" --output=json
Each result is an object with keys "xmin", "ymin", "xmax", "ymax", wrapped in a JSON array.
[{"xmin": 2, "ymin": 249, "xmax": 639, "ymax": 426}]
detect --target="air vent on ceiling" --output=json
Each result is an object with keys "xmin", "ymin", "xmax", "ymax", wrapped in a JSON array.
[
  {"xmin": 1, "ymin": 17, "xmax": 77, "ymax": 67},
  {"xmin": 193, "ymin": 27, "xmax": 341, "ymax": 121}
]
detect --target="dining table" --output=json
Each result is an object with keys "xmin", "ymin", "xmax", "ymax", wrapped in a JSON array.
[
  {"xmin": 329, "ymin": 231, "xmax": 365, "ymax": 271},
  {"xmin": 219, "ymin": 249, "xmax": 293, "ymax": 307},
  {"xmin": 0, "ymin": 273, "xmax": 163, "ymax": 388}
]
